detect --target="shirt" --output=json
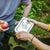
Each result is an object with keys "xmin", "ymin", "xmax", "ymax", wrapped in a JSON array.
[{"xmin": 0, "ymin": 0, "xmax": 29, "ymax": 22}]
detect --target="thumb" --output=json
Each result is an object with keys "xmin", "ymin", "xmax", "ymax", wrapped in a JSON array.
[
  {"xmin": 27, "ymin": 19, "xmax": 33, "ymax": 23},
  {"xmin": 15, "ymin": 21, "xmax": 19, "ymax": 25}
]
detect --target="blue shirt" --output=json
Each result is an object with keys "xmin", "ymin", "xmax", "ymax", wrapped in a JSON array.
[{"xmin": 0, "ymin": 0, "xmax": 29, "ymax": 22}]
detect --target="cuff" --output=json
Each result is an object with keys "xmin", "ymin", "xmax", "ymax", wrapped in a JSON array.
[{"xmin": 47, "ymin": 24, "xmax": 50, "ymax": 31}]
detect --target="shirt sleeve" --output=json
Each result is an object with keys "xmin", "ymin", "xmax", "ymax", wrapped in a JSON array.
[
  {"xmin": 21, "ymin": 0, "xmax": 30, "ymax": 3},
  {"xmin": 47, "ymin": 24, "xmax": 50, "ymax": 31}
]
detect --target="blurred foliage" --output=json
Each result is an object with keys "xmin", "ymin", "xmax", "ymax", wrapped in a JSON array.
[
  {"xmin": 14, "ymin": 0, "xmax": 49, "ymax": 20},
  {"xmin": 29, "ymin": 1, "xmax": 49, "ymax": 18}
]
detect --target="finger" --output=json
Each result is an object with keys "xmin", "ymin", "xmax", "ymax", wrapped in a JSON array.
[
  {"xmin": 27, "ymin": 19, "xmax": 33, "ymax": 22},
  {"xmin": 0, "ymin": 21, "xmax": 5, "ymax": 24},
  {"xmin": 16, "ymin": 34, "xmax": 21, "ymax": 38},
  {"xmin": 4, "ymin": 27, "xmax": 9, "ymax": 30},
  {"xmin": 16, "ymin": 33, "xmax": 23, "ymax": 39},
  {"xmin": 1, "ymin": 27, "xmax": 9, "ymax": 32},
  {"xmin": 15, "ymin": 21, "xmax": 19, "ymax": 25},
  {"xmin": 0, "ymin": 29, "xmax": 3, "ymax": 32},
  {"xmin": 16, "ymin": 31, "xmax": 25, "ymax": 36},
  {"xmin": 17, "ymin": 36, "xmax": 20, "ymax": 39},
  {"xmin": 17, "ymin": 36, "xmax": 23, "ymax": 40},
  {"xmin": 16, "ymin": 31, "xmax": 22, "ymax": 35},
  {"xmin": 20, "ymin": 31, "xmax": 27, "ymax": 33},
  {"xmin": 16, "ymin": 33, "xmax": 20, "ymax": 35},
  {"xmin": 18, "ymin": 31, "xmax": 25, "ymax": 33},
  {"xmin": 16, "ymin": 36, "xmax": 21, "ymax": 39},
  {"xmin": 20, "ymin": 38, "xmax": 24, "ymax": 40},
  {"xmin": 20, "ymin": 38, "xmax": 26, "ymax": 41},
  {"xmin": 27, "ymin": 19, "xmax": 29, "ymax": 21}
]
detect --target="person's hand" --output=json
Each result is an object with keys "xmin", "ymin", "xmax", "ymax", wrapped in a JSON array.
[
  {"xmin": 0, "ymin": 20, "xmax": 5, "ymax": 24},
  {"xmin": 0, "ymin": 26, "xmax": 9, "ymax": 32},
  {"xmin": 16, "ymin": 31, "xmax": 33, "ymax": 41},
  {"xmin": 27, "ymin": 18, "xmax": 38, "ymax": 25},
  {"xmin": 15, "ymin": 21, "xmax": 19, "ymax": 25},
  {"xmin": 0, "ymin": 20, "xmax": 9, "ymax": 32}
]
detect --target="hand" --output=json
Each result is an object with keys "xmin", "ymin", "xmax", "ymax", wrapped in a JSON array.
[
  {"xmin": 0, "ymin": 26, "xmax": 9, "ymax": 32},
  {"xmin": 27, "ymin": 18, "xmax": 38, "ymax": 25},
  {"xmin": 0, "ymin": 20, "xmax": 5, "ymax": 24},
  {"xmin": 15, "ymin": 21, "xmax": 19, "ymax": 25},
  {"xmin": 16, "ymin": 31, "xmax": 33, "ymax": 41},
  {"xmin": 0, "ymin": 20, "xmax": 9, "ymax": 32}
]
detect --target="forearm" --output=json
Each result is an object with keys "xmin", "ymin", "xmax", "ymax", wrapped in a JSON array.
[
  {"xmin": 28, "ymin": 34, "xmax": 50, "ymax": 50},
  {"xmin": 23, "ymin": 2, "xmax": 32, "ymax": 17},
  {"xmin": 28, "ymin": 18, "xmax": 49, "ymax": 30},
  {"xmin": 30, "ymin": 19, "xmax": 49, "ymax": 30},
  {"xmin": 37, "ymin": 22, "xmax": 48, "ymax": 30}
]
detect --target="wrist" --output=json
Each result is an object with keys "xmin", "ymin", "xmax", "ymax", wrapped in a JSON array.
[{"xmin": 28, "ymin": 34, "xmax": 34, "ymax": 42}]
